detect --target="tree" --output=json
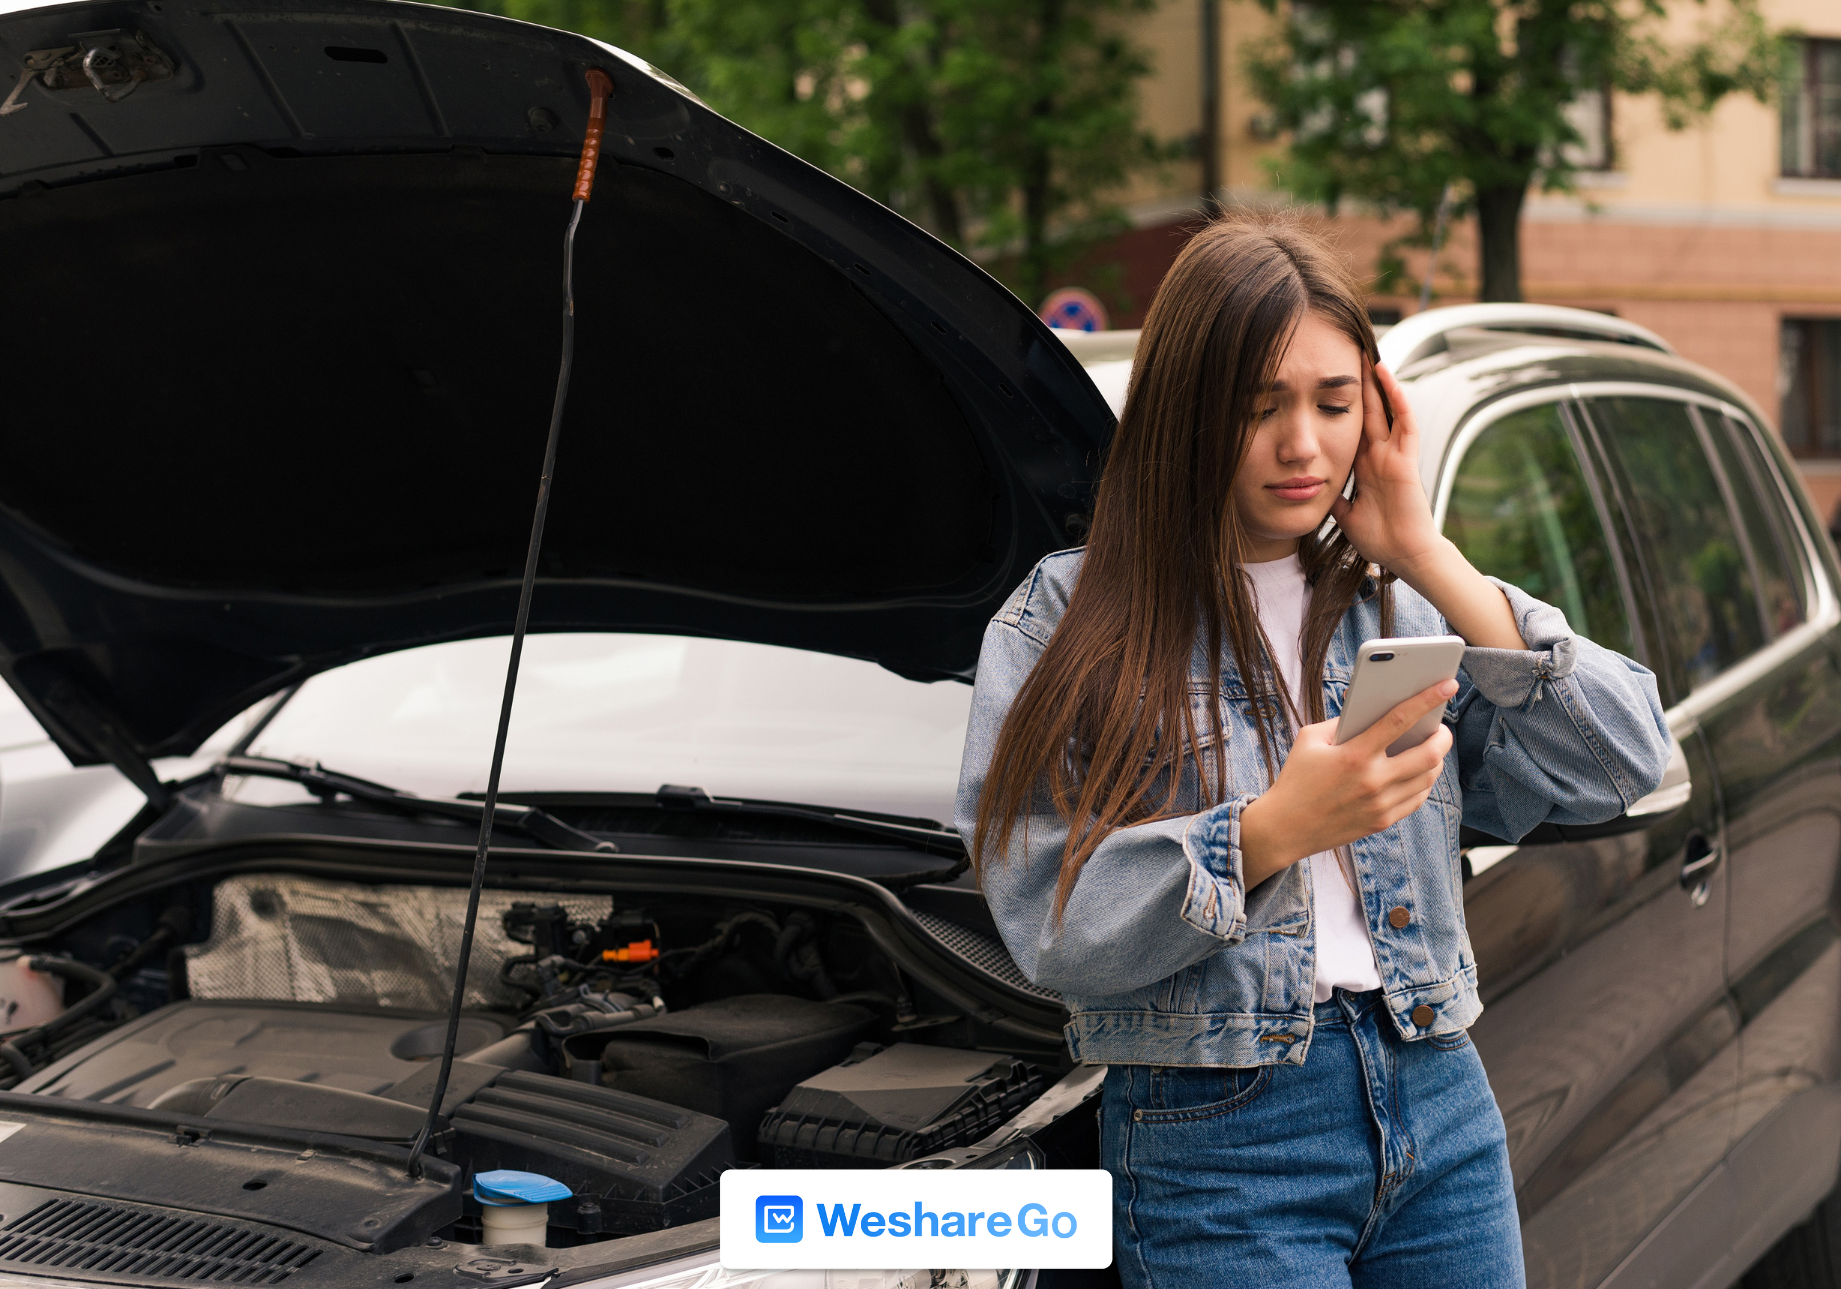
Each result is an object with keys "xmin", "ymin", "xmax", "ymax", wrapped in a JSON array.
[
  {"xmin": 1248, "ymin": 0, "xmax": 1782, "ymax": 302},
  {"xmin": 444, "ymin": 0, "xmax": 1164, "ymax": 308}
]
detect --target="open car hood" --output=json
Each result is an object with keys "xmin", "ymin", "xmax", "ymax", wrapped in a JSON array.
[{"xmin": 0, "ymin": 0, "xmax": 1112, "ymax": 783}]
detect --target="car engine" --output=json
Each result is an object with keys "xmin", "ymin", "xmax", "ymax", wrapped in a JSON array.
[{"xmin": 5, "ymin": 874, "xmax": 1053, "ymax": 1252}]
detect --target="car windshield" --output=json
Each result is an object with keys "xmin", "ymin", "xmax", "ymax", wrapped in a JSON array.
[{"xmin": 228, "ymin": 633, "xmax": 975, "ymax": 825}]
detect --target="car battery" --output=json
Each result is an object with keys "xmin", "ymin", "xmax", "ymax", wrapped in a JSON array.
[{"xmin": 757, "ymin": 1041, "xmax": 1049, "ymax": 1168}]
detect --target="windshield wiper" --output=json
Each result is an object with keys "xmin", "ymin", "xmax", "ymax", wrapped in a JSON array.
[
  {"xmin": 655, "ymin": 784, "xmax": 966, "ymax": 861},
  {"xmin": 481, "ymin": 784, "xmax": 970, "ymax": 887},
  {"xmin": 217, "ymin": 755, "xmax": 618, "ymax": 855}
]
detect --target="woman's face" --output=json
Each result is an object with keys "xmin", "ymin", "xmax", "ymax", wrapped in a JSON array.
[{"xmin": 1230, "ymin": 309, "xmax": 1365, "ymax": 562}]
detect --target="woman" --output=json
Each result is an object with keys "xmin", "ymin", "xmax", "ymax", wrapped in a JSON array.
[{"xmin": 955, "ymin": 215, "xmax": 1670, "ymax": 1288}]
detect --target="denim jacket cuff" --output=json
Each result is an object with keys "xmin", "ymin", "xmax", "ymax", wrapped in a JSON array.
[
  {"xmin": 1460, "ymin": 577, "xmax": 1580, "ymax": 711},
  {"xmin": 1178, "ymin": 795, "xmax": 1254, "ymax": 943}
]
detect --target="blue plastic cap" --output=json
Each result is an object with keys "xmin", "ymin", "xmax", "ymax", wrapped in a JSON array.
[{"xmin": 474, "ymin": 1170, "xmax": 573, "ymax": 1206}]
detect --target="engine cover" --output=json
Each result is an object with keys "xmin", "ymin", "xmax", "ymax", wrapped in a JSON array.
[{"xmin": 20, "ymin": 999, "xmax": 509, "ymax": 1105}]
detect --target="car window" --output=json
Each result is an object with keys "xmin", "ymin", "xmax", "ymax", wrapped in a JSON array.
[
  {"xmin": 1708, "ymin": 412, "xmax": 1810, "ymax": 636},
  {"xmin": 1442, "ymin": 401, "xmax": 1635, "ymax": 656},
  {"xmin": 1583, "ymin": 395, "xmax": 1767, "ymax": 693}
]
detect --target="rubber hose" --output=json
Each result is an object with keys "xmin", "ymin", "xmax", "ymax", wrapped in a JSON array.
[
  {"xmin": 109, "ymin": 904, "xmax": 191, "ymax": 980},
  {"xmin": 0, "ymin": 1042, "xmax": 32, "ymax": 1082},
  {"xmin": 773, "ymin": 923, "xmax": 802, "ymax": 978},
  {"xmin": 29, "ymin": 956, "xmax": 118, "ymax": 1039},
  {"xmin": 499, "ymin": 954, "xmax": 542, "ymax": 995}
]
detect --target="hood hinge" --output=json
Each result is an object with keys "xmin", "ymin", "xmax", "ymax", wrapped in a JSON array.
[{"xmin": 38, "ymin": 678, "xmax": 174, "ymax": 813}]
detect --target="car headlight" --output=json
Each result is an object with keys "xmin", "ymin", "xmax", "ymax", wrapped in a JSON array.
[{"xmin": 572, "ymin": 1257, "xmax": 1026, "ymax": 1289}]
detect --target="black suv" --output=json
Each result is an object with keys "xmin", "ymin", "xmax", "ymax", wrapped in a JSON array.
[{"xmin": 1388, "ymin": 304, "xmax": 1841, "ymax": 1289}]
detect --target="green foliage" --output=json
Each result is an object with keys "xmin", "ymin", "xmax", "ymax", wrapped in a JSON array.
[
  {"xmin": 442, "ymin": 0, "xmax": 1165, "ymax": 307},
  {"xmin": 1247, "ymin": 0, "xmax": 1785, "ymax": 301}
]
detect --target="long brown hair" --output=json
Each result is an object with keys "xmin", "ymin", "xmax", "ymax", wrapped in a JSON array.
[{"xmin": 973, "ymin": 213, "xmax": 1390, "ymax": 919}]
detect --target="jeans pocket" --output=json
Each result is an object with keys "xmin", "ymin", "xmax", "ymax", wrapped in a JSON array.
[
  {"xmin": 1133, "ymin": 1064, "xmax": 1273, "ymax": 1124},
  {"xmin": 1425, "ymin": 1030, "xmax": 1472, "ymax": 1052}
]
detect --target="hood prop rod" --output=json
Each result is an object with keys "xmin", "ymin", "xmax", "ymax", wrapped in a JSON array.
[{"xmin": 405, "ymin": 65, "xmax": 616, "ymax": 1181}]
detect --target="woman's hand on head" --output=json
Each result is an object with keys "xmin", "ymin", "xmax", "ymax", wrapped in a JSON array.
[
  {"xmin": 1330, "ymin": 361, "xmax": 1531, "ymax": 651},
  {"xmin": 1327, "ymin": 362, "xmax": 1445, "ymax": 579},
  {"xmin": 1237, "ymin": 679, "xmax": 1457, "ymax": 887}
]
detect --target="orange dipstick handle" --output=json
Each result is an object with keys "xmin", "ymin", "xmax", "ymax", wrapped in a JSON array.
[{"xmin": 573, "ymin": 68, "xmax": 615, "ymax": 202}]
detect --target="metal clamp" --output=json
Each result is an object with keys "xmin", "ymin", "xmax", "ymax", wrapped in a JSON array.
[{"xmin": 0, "ymin": 30, "xmax": 174, "ymax": 117}]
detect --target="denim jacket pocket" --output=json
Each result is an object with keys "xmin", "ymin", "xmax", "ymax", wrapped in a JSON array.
[
  {"xmin": 1132, "ymin": 1064, "xmax": 1274, "ymax": 1123},
  {"xmin": 1137, "ymin": 686, "xmax": 1234, "ymax": 800}
]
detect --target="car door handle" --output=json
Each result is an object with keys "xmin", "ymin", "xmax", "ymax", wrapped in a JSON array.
[{"xmin": 1680, "ymin": 832, "xmax": 1722, "ymax": 905}]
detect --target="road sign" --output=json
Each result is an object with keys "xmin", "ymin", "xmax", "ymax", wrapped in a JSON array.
[{"xmin": 1039, "ymin": 287, "xmax": 1109, "ymax": 333}]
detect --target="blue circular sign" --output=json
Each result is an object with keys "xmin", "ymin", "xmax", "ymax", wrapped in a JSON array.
[{"xmin": 1039, "ymin": 287, "xmax": 1110, "ymax": 333}]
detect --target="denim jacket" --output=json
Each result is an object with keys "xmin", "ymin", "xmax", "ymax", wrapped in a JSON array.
[{"xmin": 954, "ymin": 550, "xmax": 1671, "ymax": 1067}]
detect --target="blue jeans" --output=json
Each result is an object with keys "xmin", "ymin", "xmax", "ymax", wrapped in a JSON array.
[{"xmin": 1102, "ymin": 989, "xmax": 1524, "ymax": 1288}]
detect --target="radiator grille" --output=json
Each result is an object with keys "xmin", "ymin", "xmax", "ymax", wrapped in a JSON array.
[
  {"xmin": 912, "ymin": 911, "xmax": 1061, "ymax": 1003},
  {"xmin": 0, "ymin": 1199, "xmax": 321, "ymax": 1284}
]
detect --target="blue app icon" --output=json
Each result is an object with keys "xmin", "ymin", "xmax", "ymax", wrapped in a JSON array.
[{"xmin": 756, "ymin": 1195, "xmax": 803, "ymax": 1243}]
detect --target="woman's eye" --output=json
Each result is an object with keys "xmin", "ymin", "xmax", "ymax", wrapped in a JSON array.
[
  {"xmin": 1319, "ymin": 403, "xmax": 1353, "ymax": 416},
  {"xmin": 1259, "ymin": 406, "xmax": 1278, "ymax": 420}
]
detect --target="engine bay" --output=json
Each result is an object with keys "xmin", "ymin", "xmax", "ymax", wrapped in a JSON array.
[{"xmin": 0, "ymin": 871, "xmax": 1065, "ymax": 1259}]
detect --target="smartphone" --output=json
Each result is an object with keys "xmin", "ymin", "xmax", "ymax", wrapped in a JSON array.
[{"xmin": 1334, "ymin": 636, "xmax": 1466, "ymax": 756}]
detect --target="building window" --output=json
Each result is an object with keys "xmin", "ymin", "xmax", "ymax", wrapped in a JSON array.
[
  {"xmin": 1780, "ymin": 319, "xmax": 1841, "ymax": 456},
  {"xmin": 1782, "ymin": 39, "xmax": 1841, "ymax": 178},
  {"xmin": 1561, "ymin": 85, "xmax": 1613, "ymax": 171}
]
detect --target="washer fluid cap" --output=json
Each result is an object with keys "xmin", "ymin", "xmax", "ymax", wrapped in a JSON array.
[{"xmin": 475, "ymin": 1170, "xmax": 573, "ymax": 1205}]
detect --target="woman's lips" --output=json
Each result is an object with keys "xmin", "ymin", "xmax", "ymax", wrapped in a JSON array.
[{"xmin": 1266, "ymin": 476, "xmax": 1327, "ymax": 501}]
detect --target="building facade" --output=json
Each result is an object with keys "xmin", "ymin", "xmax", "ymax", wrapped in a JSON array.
[{"xmin": 1100, "ymin": 0, "xmax": 1841, "ymax": 522}]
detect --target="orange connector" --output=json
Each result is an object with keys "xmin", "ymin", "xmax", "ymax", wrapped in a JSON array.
[
  {"xmin": 602, "ymin": 940, "xmax": 658, "ymax": 964},
  {"xmin": 573, "ymin": 67, "xmax": 615, "ymax": 202}
]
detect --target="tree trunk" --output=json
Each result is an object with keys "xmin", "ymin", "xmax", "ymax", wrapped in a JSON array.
[
  {"xmin": 862, "ymin": 0, "xmax": 962, "ymax": 244},
  {"xmin": 1475, "ymin": 183, "xmax": 1527, "ymax": 303},
  {"xmin": 1019, "ymin": 0, "xmax": 1065, "ymax": 307},
  {"xmin": 901, "ymin": 103, "xmax": 962, "ymax": 245}
]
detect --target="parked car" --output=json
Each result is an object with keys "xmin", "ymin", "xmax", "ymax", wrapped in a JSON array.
[
  {"xmin": 1383, "ymin": 303, "xmax": 1841, "ymax": 1289},
  {"xmin": 0, "ymin": 1, "xmax": 1832, "ymax": 1286}
]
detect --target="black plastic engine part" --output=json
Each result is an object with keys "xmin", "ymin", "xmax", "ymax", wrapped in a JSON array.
[
  {"xmin": 531, "ymin": 989, "xmax": 662, "ymax": 1045},
  {"xmin": 447, "ymin": 1070, "xmax": 734, "ymax": 1234},
  {"xmin": 19, "ymin": 1000, "xmax": 510, "ymax": 1107},
  {"xmin": 758, "ymin": 1042, "xmax": 1049, "ymax": 1167},
  {"xmin": 0, "ymin": 1091, "xmax": 462, "ymax": 1253},
  {"xmin": 593, "ymin": 994, "xmax": 874, "ymax": 1156},
  {"xmin": 150, "ymin": 1075, "xmax": 430, "ymax": 1140}
]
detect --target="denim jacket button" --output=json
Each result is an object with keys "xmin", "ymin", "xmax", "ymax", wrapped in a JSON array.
[
  {"xmin": 1412, "ymin": 1004, "xmax": 1435, "ymax": 1028},
  {"xmin": 1389, "ymin": 906, "xmax": 1411, "ymax": 929}
]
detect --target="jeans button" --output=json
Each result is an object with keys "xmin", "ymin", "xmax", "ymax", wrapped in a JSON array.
[
  {"xmin": 1133, "ymin": 1109, "xmax": 1143, "ymax": 1122},
  {"xmin": 1412, "ymin": 1004, "xmax": 1435, "ymax": 1027},
  {"xmin": 1389, "ymin": 906, "xmax": 1411, "ymax": 929}
]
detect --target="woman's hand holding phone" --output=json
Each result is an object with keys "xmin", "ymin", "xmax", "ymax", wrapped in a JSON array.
[{"xmin": 1237, "ymin": 679, "xmax": 1458, "ymax": 889}]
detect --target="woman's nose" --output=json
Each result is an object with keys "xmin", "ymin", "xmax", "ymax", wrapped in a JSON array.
[{"xmin": 1274, "ymin": 410, "xmax": 1320, "ymax": 464}]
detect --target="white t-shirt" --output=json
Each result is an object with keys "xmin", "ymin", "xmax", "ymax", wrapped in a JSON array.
[{"xmin": 1243, "ymin": 554, "xmax": 1383, "ymax": 1003}]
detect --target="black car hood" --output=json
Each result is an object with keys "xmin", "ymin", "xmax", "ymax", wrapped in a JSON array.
[{"xmin": 0, "ymin": 0, "xmax": 1111, "ymax": 776}]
